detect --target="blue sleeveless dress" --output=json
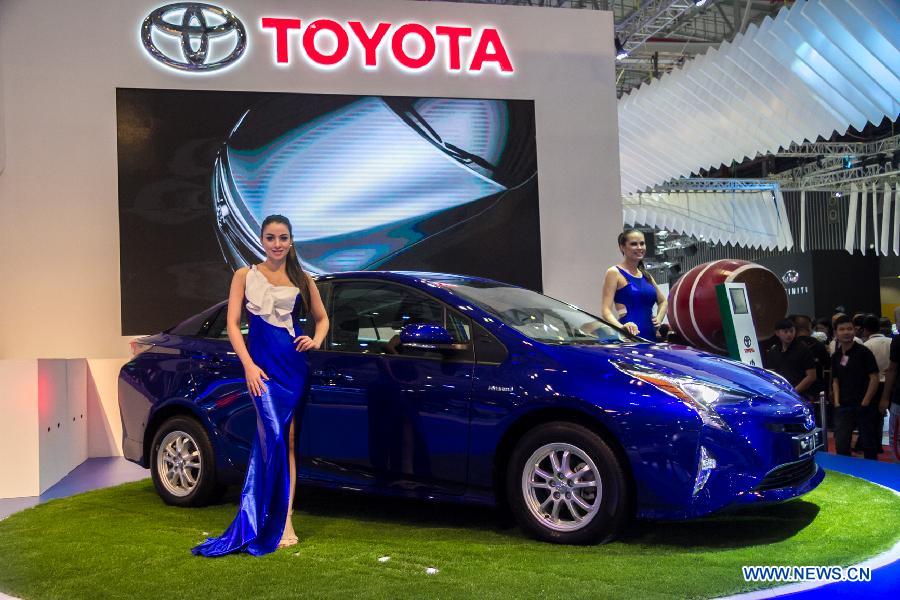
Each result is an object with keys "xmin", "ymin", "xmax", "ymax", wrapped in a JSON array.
[
  {"xmin": 613, "ymin": 266, "xmax": 658, "ymax": 340},
  {"xmin": 192, "ymin": 266, "xmax": 310, "ymax": 557}
]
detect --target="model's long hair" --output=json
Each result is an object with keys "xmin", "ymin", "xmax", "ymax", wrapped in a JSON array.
[
  {"xmin": 617, "ymin": 228, "xmax": 654, "ymax": 284},
  {"xmin": 261, "ymin": 214, "xmax": 310, "ymax": 312}
]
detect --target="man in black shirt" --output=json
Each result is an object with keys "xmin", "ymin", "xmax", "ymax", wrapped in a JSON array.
[
  {"xmin": 790, "ymin": 315, "xmax": 830, "ymax": 401},
  {"xmin": 881, "ymin": 333, "xmax": 899, "ymax": 455},
  {"xmin": 831, "ymin": 315, "xmax": 880, "ymax": 459},
  {"xmin": 767, "ymin": 318, "xmax": 816, "ymax": 397}
]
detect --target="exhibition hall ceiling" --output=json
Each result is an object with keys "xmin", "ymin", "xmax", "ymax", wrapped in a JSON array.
[
  {"xmin": 424, "ymin": 0, "xmax": 787, "ymax": 97},
  {"xmin": 618, "ymin": 0, "xmax": 899, "ymax": 194}
]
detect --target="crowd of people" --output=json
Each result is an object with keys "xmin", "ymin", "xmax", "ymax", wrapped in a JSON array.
[{"xmin": 762, "ymin": 311, "xmax": 899, "ymax": 460}]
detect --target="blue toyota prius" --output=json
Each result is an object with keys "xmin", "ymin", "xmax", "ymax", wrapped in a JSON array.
[{"xmin": 119, "ymin": 271, "xmax": 824, "ymax": 544}]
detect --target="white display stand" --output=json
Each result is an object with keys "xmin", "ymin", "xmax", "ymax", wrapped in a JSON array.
[
  {"xmin": 0, "ymin": 359, "xmax": 127, "ymax": 499},
  {"xmin": 716, "ymin": 282, "xmax": 763, "ymax": 367}
]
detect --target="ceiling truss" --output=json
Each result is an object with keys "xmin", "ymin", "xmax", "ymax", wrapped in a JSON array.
[{"xmin": 422, "ymin": 1, "xmax": 783, "ymax": 97}]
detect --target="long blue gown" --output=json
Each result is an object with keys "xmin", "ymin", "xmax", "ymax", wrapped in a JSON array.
[
  {"xmin": 613, "ymin": 266, "xmax": 658, "ymax": 340},
  {"xmin": 192, "ymin": 269, "xmax": 309, "ymax": 557}
]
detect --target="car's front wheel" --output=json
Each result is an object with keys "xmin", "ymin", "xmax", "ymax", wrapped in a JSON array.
[
  {"xmin": 150, "ymin": 416, "xmax": 223, "ymax": 507},
  {"xmin": 507, "ymin": 421, "xmax": 630, "ymax": 544}
]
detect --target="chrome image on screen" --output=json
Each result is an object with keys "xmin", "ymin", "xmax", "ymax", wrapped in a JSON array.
[
  {"xmin": 213, "ymin": 95, "xmax": 537, "ymax": 274},
  {"xmin": 116, "ymin": 88, "xmax": 539, "ymax": 334}
]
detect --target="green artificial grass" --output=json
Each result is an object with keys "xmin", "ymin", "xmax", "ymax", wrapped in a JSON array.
[{"xmin": 0, "ymin": 471, "xmax": 897, "ymax": 599}]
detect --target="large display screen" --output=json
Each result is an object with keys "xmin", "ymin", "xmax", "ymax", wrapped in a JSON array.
[{"xmin": 117, "ymin": 89, "xmax": 541, "ymax": 334}]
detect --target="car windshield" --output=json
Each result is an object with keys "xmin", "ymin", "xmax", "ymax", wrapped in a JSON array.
[{"xmin": 433, "ymin": 280, "xmax": 634, "ymax": 344}]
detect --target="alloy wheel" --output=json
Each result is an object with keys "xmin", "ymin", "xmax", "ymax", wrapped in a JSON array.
[
  {"xmin": 156, "ymin": 430, "xmax": 202, "ymax": 498},
  {"xmin": 521, "ymin": 442, "xmax": 602, "ymax": 532}
]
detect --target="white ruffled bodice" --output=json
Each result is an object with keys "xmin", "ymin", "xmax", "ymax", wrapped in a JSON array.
[{"xmin": 245, "ymin": 265, "xmax": 300, "ymax": 337}]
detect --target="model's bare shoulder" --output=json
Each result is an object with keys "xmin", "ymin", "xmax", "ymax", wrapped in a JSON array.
[{"xmin": 230, "ymin": 267, "xmax": 250, "ymax": 290}]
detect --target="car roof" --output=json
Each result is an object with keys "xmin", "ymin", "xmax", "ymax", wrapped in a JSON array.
[
  {"xmin": 164, "ymin": 270, "xmax": 514, "ymax": 335},
  {"xmin": 315, "ymin": 270, "xmax": 510, "ymax": 287}
]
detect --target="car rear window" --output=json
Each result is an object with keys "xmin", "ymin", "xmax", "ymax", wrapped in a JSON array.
[{"xmin": 168, "ymin": 304, "xmax": 223, "ymax": 336}]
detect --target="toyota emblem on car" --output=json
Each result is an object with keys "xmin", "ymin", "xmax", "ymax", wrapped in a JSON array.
[{"xmin": 141, "ymin": 3, "xmax": 247, "ymax": 72}]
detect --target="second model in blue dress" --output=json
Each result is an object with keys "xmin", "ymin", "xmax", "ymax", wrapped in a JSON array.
[
  {"xmin": 192, "ymin": 265, "xmax": 309, "ymax": 557},
  {"xmin": 613, "ymin": 266, "xmax": 658, "ymax": 340}
]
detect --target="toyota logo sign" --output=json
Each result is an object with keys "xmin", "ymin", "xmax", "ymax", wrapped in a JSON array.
[
  {"xmin": 141, "ymin": 3, "xmax": 247, "ymax": 72},
  {"xmin": 140, "ymin": 4, "xmax": 513, "ymax": 75}
]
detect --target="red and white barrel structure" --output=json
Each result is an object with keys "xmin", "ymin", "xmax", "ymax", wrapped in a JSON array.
[{"xmin": 667, "ymin": 259, "xmax": 788, "ymax": 353}]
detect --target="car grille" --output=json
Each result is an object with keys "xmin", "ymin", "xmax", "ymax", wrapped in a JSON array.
[
  {"xmin": 766, "ymin": 421, "xmax": 814, "ymax": 434},
  {"xmin": 783, "ymin": 422, "xmax": 812, "ymax": 433},
  {"xmin": 755, "ymin": 458, "xmax": 817, "ymax": 491}
]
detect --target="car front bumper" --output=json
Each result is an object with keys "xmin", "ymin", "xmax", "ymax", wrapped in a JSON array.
[{"xmin": 636, "ymin": 420, "xmax": 826, "ymax": 520}]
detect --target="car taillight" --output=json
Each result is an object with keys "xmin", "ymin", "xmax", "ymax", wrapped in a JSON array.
[
  {"xmin": 130, "ymin": 340, "xmax": 153, "ymax": 357},
  {"xmin": 215, "ymin": 390, "xmax": 245, "ymax": 409}
]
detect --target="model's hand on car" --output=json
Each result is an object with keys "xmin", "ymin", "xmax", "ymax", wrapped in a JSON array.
[
  {"xmin": 623, "ymin": 321, "xmax": 640, "ymax": 336},
  {"xmin": 244, "ymin": 363, "xmax": 269, "ymax": 397},
  {"xmin": 293, "ymin": 335, "xmax": 320, "ymax": 352}
]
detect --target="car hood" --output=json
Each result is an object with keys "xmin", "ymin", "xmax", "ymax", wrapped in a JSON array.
[{"xmin": 555, "ymin": 342, "xmax": 792, "ymax": 399}]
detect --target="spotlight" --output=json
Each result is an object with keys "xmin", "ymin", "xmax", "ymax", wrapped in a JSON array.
[
  {"xmin": 694, "ymin": 0, "xmax": 709, "ymax": 6},
  {"xmin": 842, "ymin": 155, "xmax": 853, "ymax": 169},
  {"xmin": 615, "ymin": 37, "xmax": 628, "ymax": 61},
  {"xmin": 834, "ymin": 191, "xmax": 843, "ymax": 198}
]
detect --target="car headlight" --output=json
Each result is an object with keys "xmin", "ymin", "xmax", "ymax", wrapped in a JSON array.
[
  {"xmin": 765, "ymin": 369, "xmax": 795, "ymax": 392},
  {"xmin": 612, "ymin": 362, "xmax": 749, "ymax": 431}
]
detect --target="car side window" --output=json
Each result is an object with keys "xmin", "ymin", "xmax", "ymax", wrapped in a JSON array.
[
  {"xmin": 330, "ymin": 282, "xmax": 448, "ymax": 357},
  {"xmin": 447, "ymin": 310, "xmax": 472, "ymax": 343},
  {"xmin": 473, "ymin": 322, "xmax": 508, "ymax": 365},
  {"xmin": 205, "ymin": 306, "xmax": 248, "ymax": 340}
]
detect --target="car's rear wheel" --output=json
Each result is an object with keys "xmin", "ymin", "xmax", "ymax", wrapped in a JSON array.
[
  {"xmin": 150, "ymin": 416, "xmax": 223, "ymax": 507},
  {"xmin": 507, "ymin": 421, "xmax": 630, "ymax": 544}
]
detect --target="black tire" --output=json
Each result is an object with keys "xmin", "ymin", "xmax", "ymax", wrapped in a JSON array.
[
  {"xmin": 150, "ymin": 416, "xmax": 224, "ymax": 507},
  {"xmin": 506, "ymin": 421, "xmax": 630, "ymax": 544}
]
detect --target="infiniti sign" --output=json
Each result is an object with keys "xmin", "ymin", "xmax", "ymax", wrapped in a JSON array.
[
  {"xmin": 781, "ymin": 269, "xmax": 809, "ymax": 296},
  {"xmin": 781, "ymin": 270, "xmax": 799, "ymax": 285},
  {"xmin": 141, "ymin": 3, "xmax": 247, "ymax": 72}
]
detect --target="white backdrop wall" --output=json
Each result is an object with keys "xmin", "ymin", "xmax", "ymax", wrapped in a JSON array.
[
  {"xmin": 0, "ymin": 0, "xmax": 621, "ymax": 360},
  {"xmin": 0, "ymin": 46, "xmax": 5, "ymax": 176}
]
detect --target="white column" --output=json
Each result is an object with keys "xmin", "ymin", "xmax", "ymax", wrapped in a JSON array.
[
  {"xmin": 799, "ymin": 189, "xmax": 806, "ymax": 252},
  {"xmin": 871, "ymin": 182, "xmax": 880, "ymax": 255},
  {"xmin": 0, "ymin": 361, "xmax": 40, "ymax": 498},
  {"xmin": 881, "ymin": 182, "xmax": 892, "ymax": 256},
  {"xmin": 860, "ymin": 183, "xmax": 868, "ymax": 254},
  {"xmin": 0, "ymin": 359, "xmax": 94, "ymax": 498},
  {"xmin": 844, "ymin": 183, "xmax": 858, "ymax": 253}
]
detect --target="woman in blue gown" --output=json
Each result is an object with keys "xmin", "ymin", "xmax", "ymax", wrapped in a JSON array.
[
  {"xmin": 193, "ymin": 214, "xmax": 329, "ymax": 556},
  {"xmin": 601, "ymin": 229, "xmax": 667, "ymax": 340}
]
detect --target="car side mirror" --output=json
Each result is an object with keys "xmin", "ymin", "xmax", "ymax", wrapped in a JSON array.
[{"xmin": 399, "ymin": 323, "xmax": 468, "ymax": 351}]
